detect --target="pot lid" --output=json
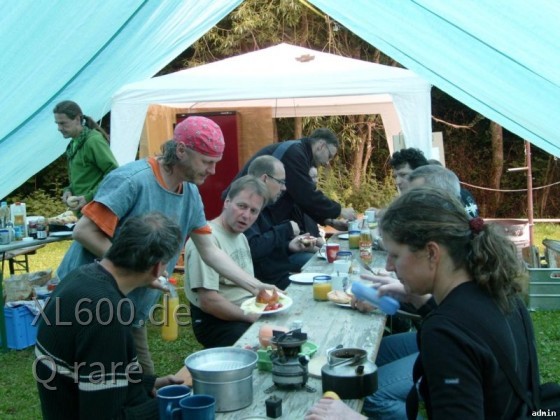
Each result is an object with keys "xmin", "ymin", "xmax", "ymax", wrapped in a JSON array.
[{"xmin": 321, "ymin": 360, "xmax": 378, "ymax": 377}]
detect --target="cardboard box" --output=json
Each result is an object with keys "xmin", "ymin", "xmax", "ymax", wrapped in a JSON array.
[
  {"xmin": 527, "ymin": 268, "xmax": 560, "ymax": 311},
  {"xmin": 2, "ymin": 306, "xmax": 38, "ymax": 350}
]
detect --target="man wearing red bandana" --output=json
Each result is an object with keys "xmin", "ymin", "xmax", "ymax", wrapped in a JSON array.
[{"xmin": 56, "ymin": 116, "xmax": 277, "ymax": 375}]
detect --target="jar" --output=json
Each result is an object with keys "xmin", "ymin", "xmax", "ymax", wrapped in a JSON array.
[
  {"xmin": 28, "ymin": 220, "xmax": 37, "ymax": 239},
  {"xmin": 36, "ymin": 217, "xmax": 48, "ymax": 239},
  {"xmin": 335, "ymin": 251, "xmax": 353, "ymax": 261},
  {"xmin": 348, "ymin": 232, "xmax": 359, "ymax": 249},
  {"xmin": 313, "ymin": 275, "xmax": 332, "ymax": 301}
]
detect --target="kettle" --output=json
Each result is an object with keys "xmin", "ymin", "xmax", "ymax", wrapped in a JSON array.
[{"xmin": 321, "ymin": 347, "xmax": 378, "ymax": 399}]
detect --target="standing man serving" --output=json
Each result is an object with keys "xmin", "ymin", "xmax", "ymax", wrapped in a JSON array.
[
  {"xmin": 53, "ymin": 100, "xmax": 118, "ymax": 214},
  {"xmin": 226, "ymin": 128, "xmax": 355, "ymax": 230},
  {"xmin": 56, "ymin": 116, "xmax": 274, "ymax": 375}
]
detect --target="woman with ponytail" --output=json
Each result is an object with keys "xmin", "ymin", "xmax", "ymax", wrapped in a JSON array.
[
  {"xmin": 53, "ymin": 100, "xmax": 118, "ymax": 215},
  {"xmin": 306, "ymin": 186, "xmax": 537, "ymax": 420}
]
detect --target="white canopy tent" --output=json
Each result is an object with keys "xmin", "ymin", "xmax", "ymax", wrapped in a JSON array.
[{"xmin": 110, "ymin": 43, "xmax": 432, "ymax": 164}]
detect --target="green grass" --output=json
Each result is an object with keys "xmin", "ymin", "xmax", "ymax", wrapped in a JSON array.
[
  {"xmin": 1, "ymin": 224, "xmax": 559, "ymax": 418},
  {"xmin": 1, "ymin": 241, "xmax": 202, "ymax": 419}
]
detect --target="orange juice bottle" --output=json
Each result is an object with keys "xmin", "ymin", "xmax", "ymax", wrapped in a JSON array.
[{"xmin": 161, "ymin": 277, "xmax": 179, "ymax": 341}]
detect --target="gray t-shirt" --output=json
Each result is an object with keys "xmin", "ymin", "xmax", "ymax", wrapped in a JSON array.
[{"xmin": 57, "ymin": 158, "xmax": 207, "ymax": 325}]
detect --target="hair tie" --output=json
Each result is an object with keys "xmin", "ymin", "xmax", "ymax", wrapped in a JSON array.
[{"xmin": 469, "ymin": 217, "xmax": 484, "ymax": 235}]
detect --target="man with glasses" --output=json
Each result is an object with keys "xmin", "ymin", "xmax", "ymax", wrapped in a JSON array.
[
  {"xmin": 245, "ymin": 156, "xmax": 318, "ymax": 289},
  {"xmin": 224, "ymin": 128, "xmax": 356, "ymax": 232}
]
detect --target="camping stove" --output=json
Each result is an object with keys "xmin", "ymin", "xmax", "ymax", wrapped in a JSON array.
[{"xmin": 268, "ymin": 329, "xmax": 314, "ymax": 392}]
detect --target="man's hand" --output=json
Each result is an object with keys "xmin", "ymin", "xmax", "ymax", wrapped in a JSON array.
[
  {"xmin": 67, "ymin": 195, "xmax": 87, "ymax": 210},
  {"xmin": 62, "ymin": 190, "xmax": 72, "ymax": 205},
  {"xmin": 340, "ymin": 207, "xmax": 357, "ymax": 221},
  {"xmin": 289, "ymin": 234, "xmax": 316, "ymax": 253},
  {"xmin": 151, "ymin": 375, "xmax": 184, "ymax": 397}
]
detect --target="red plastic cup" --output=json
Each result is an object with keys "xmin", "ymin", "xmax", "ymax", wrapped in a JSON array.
[{"xmin": 326, "ymin": 243, "xmax": 340, "ymax": 263}]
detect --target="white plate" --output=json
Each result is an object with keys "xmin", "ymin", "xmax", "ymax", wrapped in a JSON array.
[
  {"xmin": 240, "ymin": 294, "xmax": 293, "ymax": 315},
  {"xmin": 334, "ymin": 302, "xmax": 352, "ymax": 308},
  {"xmin": 49, "ymin": 231, "xmax": 73, "ymax": 237},
  {"xmin": 289, "ymin": 272, "xmax": 328, "ymax": 284},
  {"xmin": 338, "ymin": 233, "xmax": 349, "ymax": 240}
]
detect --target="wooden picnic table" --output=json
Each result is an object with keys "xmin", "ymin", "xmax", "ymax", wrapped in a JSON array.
[{"xmin": 214, "ymin": 234, "xmax": 387, "ymax": 418}]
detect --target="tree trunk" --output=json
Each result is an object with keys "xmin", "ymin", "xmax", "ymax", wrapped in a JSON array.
[
  {"xmin": 540, "ymin": 155, "xmax": 558, "ymax": 214},
  {"xmin": 294, "ymin": 117, "xmax": 303, "ymax": 139},
  {"xmin": 489, "ymin": 122, "xmax": 504, "ymax": 213}
]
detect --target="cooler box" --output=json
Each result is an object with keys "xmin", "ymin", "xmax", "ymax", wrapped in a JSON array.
[
  {"xmin": 2, "ymin": 306, "xmax": 38, "ymax": 349},
  {"xmin": 527, "ymin": 268, "xmax": 560, "ymax": 311}
]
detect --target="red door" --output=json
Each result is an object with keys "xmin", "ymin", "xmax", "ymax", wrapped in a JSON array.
[{"xmin": 176, "ymin": 112, "xmax": 239, "ymax": 220}]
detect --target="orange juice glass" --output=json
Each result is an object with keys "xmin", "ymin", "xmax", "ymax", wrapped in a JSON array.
[{"xmin": 313, "ymin": 275, "xmax": 332, "ymax": 301}]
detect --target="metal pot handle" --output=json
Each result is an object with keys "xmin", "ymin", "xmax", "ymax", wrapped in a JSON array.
[{"xmin": 326, "ymin": 344, "xmax": 343, "ymax": 364}]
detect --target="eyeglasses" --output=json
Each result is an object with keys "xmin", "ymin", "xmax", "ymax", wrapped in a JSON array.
[{"xmin": 266, "ymin": 174, "xmax": 286, "ymax": 186}]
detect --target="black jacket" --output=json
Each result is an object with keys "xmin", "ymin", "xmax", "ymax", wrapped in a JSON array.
[
  {"xmin": 225, "ymin": 138, "xmax": 341, "ymax": 224},
  {"xmin": 244, "ymin": 206, "xmax": 296, "ymax": 290}
]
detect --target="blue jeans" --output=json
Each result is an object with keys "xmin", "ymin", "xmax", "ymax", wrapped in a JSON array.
[
  {"xmin": 288, "ymin": 251, "xmax": 314, "ymax": 270},
  {"xmin": 363, "ymin": 332, "xmax": 419, "ymax": 419}
]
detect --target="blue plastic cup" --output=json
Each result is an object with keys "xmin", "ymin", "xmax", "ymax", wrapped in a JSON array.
[
  {"xmin": 157, "ymin": 384, "xmax": 192, "ymax": 419},
  {"xmin": 179, "ymin": 394, "xmax": 216, "ymax": 420}
]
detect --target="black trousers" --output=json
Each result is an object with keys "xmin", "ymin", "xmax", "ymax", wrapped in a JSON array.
[{"xmin": 190, "ymin": 303, "xmax": 252, "ymax": 348}]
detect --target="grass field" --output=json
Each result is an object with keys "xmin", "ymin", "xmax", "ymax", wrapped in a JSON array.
[{"xmin": 1, "ymin": 224, "xmax": 559, "ymax": 418}]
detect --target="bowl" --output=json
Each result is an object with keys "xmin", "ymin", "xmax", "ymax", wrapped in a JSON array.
[
  {"xmin": 185, "ymin": 347, "xmax": 257, "ymax": 382},
  {"xmin": 185, "ymin": 347, "xmax": 258, "ymax": 412}
]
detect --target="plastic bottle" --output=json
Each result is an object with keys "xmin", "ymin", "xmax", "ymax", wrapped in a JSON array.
[
  {"xmin": 10, "ymin": 202, "xmax": 27, "ymax": 237},
  {"xmin": 0, "ymin": 201, "xmax": 9, "ymax": 228},
  {"xmin": 6, "ymin": 221, "xmax": 15, "ymax": 242},
  {"xmin": 359, "ymin": 219, "xmax": 373, "ymax": 265},
  {"xmin": 351, "ymin": 282, "xmax": 400, "ymax": 315},
  {"xmin": 161, "ymin": 277, "xmax": 179, "ymax": 341}
]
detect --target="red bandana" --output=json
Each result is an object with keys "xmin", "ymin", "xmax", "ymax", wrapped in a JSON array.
[{"xmin": 174, "ymin": 116, "xmax": 224, "ymax": 157}]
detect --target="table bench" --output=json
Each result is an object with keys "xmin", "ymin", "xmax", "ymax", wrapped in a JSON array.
[{"xmin": 2, "ymin": 245, "xmax": 45, "ymax": 275}]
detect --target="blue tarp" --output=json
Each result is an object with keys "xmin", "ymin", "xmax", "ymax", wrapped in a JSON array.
[{"xmin": 1, "ymin": 0, "xmax": 558, "ymax": 198}]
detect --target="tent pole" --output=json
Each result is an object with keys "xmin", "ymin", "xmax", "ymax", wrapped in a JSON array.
[{"xmin": 526, "ymin": 140, "xmax": 534, "ymax": 247}]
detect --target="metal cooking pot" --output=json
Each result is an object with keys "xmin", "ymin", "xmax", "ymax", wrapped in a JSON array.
[
  {"xmin": 185, "ymin": 347, "xmax": 257, "ymax": 412},
  {"xmin": 321, "ymin": 347, "xmax": 378, "ymax": 399}
]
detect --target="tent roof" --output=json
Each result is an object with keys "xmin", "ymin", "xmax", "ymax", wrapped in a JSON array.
[
  {"xmin": 110, "ymin": 43, "xmax": 432, "ymax": 164},
  {"xmin": 1, "ymin": 0, "xmax": 559, "ymax": 199}
]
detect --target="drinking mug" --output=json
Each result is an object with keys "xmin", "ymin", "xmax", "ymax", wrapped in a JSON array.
[
  {"xmin": 365, "ymin": 210, "xmax": 376, "ymax": 223},
  {"xmin": 326, "ymin": 243, "xmax": 340, "ymax": 263},
  {"xmin": 157, "ymin": 384, "xmax": 192, "ymax": 419},
  {"xmin": 179, "ymin": 394, "xmax": 216, "ymax": 420}
]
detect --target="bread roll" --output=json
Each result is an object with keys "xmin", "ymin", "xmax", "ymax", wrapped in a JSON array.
[{"xmin": 327, "ymin": 290, "xmax": 352, "ymax": 304}]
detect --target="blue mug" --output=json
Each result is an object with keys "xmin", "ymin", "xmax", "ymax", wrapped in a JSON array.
[
  {"xmin": 179, "ymin": 394, "xmax": 216, "ymax": 420},
  {"xmin": 157, "ymin": 384, "xmax": 192, "ymax": 419}
]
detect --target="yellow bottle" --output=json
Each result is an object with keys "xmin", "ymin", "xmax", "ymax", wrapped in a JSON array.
[{"xmin": 161, "ymin": 277, "xmax": 179, "ymax": 341}]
